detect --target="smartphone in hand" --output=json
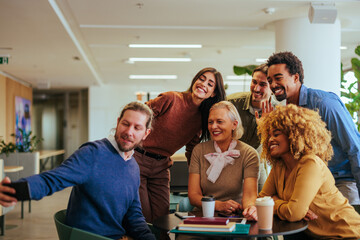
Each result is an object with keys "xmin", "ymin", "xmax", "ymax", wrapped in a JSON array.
[
  {"xmin": 3, "ymin": 181, "xmax": 31, "ymax": 201},
  {"xmin": 175, "ymin": 212, "xmax": 195, "ymax": 219}
]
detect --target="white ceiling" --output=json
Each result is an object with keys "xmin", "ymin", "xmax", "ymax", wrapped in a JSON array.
[{"xmin": 0, "ymin": 0, "xmax": 359, "ymax": 92}]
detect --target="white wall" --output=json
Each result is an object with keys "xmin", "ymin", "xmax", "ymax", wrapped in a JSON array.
[
  {"xmin": 89, "ymin": 83, "xmax": 176, "ymax": 141},
  {"xmin": 89, "ymin": 81, "xmax": 249, "ymax": 142},
  {"xmin": 275, "ymin": 18, "xmax": 341, "ymax": 96}
]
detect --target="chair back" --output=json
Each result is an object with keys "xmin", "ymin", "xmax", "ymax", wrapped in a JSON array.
[
  {"xmin": 54, "ymin": 209, "xmax": 111, "ymax": 240},
  {"xmin": 353, "ymin": 205, "xmax": 360, "ymax": 214},
  {"xmin": 170, "ymin": 158, "xmax": 189, "ymax": 193},
  {"xmin": 54, "ymin": 210, "xmax": 73, "ymax": 240},
  {"xmin": 178, "ymin": 197, "xmax": 194, "ymax": 212}
]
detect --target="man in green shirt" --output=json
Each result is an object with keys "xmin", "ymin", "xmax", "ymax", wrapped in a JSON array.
[
  {"xmin": 227, "ymin": 64, "xmax": 275, "ymax": 149},
  {"xmin": 227, "ymin": 64, "xmax": 278, "ymax": 191}
]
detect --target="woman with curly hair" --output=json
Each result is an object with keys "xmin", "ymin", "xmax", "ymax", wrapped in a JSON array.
[{"xmin": 258, "ymin": 104, "xmax": 360, "ymax": 239}]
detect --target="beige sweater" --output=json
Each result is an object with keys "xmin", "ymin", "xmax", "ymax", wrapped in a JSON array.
[{"xmin": 189, "ymin": 140, "xmax": 259, "ymax": 203}]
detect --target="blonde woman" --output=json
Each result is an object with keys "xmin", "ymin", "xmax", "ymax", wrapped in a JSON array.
[
  {"xmin": 258, "ymin": 104, "xmax": 360, "ymax": 239},
  {"xmin": 188, "ymin": 101, "xmax": 259, "ymax": 221}
]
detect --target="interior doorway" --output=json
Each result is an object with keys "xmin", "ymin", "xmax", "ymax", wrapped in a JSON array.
[{"xmin": 33, "ymin": 89, "xmax": 88, "ymax": 168}]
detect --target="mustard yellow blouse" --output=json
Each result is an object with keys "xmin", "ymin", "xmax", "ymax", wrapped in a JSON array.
[{"xmin": 259, "ymin": 154, "xmax": 360, "ymax": 239}]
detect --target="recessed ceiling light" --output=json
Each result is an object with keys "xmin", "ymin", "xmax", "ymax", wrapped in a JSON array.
[
  {"xmin": 129, "ymin": 75, "xmax": 177, "ymax": 79},
  {"xmin": 129, "ymin": 44, "xmax": 202, "ymax": 48},
  {"xmin": 226, "ymin": 75, "xmax": 251, "ymax": 80},
  {"xmin": 255, "ymin": 58, "xmax": 267, "ymax": 63},
  {"xmin": 340, "ymin": 46, "xmax": 347, "ymax": 50},
  {"xmin": 129, "ymin": 57, "xmax": 191, "ymax": 62},
  {"xmin": 225, "ymin": 81, "xmax": 250, "ymax": 86}
]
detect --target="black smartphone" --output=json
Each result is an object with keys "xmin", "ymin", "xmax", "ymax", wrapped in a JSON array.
[
  {"xmin": 218, "ymin": 212, "xmax": 243, "ymax": 219},
  {"xmin": 3, "ymin": 181, "xmax": 31, "ymax": 201},
  {"xmin": 175, "ymin": 212, "xmax": 195, "ymax": 219}
]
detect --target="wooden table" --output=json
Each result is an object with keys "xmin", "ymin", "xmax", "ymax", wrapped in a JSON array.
[
  {"xmin": 4, "ymin": 166, "xmax": 24, "ymax": 173},
  {"xmin": 153, "ymin": 212, "xmax": 308, "ymax": 239},
  {"xmin": 39, "ymin": 150, "xmax": 65, "ymax": 172}
]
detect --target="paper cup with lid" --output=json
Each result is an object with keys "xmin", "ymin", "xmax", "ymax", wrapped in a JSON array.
[
  {"xmin": 201, "ymin": 196, "xmax": 215, "ymax": 217},
  {"xmin": 255, "ymin": 196, "xmax": 274, "ymax": 230}
]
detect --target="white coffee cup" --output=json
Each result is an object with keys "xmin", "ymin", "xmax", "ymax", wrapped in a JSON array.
[
  {"xmin": 201, "ymin": 196, "xmax": 215, "ymax": 217},
  {"xmin": 255, "ymin": 196, "xmax": 274, "ymax": 230}
]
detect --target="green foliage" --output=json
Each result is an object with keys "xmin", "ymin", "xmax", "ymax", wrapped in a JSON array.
[
  {"xmin": 0, "ymin": 128, "xmax": 43, "ymax": 156},
  {"xmin": 233, "ymin": 65, "xmax": 258, "ymax": 76},
  {"xmin": 341, "ymin": 45, "xmax": 360, "ymax": 131},
  {"xmin": 15, "ymin": 128, "xmax": 43, "ymax": 152},
  {"xmin": 0, "ymin": 140, "xmax": 16, "ymax": 156}
]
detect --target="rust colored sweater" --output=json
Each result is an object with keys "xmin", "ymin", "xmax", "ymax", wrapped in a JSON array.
[{"xmin": 142, "ymin": 91, "xmax": 201, "ymax": 161}]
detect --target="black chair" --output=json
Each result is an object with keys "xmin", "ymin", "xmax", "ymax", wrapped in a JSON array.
[
  {"xmin": 170, "ymin": 157, "xmax": 188, "ymax": 194},
  {"xmin": 352, "ymin": 205, "xmax": 360, "ymax": 214}
]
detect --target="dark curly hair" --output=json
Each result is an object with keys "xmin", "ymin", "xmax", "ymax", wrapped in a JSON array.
[
  {"xmin": 267, "ymin": 51, "xmax": 304, "ymax": 84},
  {"xmin": 187, "ymin": 67, "xmax": 226, "ymax": 141}
]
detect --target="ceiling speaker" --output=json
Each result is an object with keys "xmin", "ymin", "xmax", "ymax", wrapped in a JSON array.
[{"xmin": 308, "ymin": 3, "xmax": 337, "ymax": 24}]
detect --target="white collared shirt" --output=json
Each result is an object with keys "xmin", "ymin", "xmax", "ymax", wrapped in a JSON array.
[{"xmin": 107, "ymin": 135, "xmax": 134, "ymax": 161}]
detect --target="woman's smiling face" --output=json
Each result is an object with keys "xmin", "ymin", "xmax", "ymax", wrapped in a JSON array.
[
  {"xmin": 268, "ymin": 129, "xmax": 290, "ymax": 158},
  {"xmin": 191, "ymin": 71, "xmax": 216, "ymax": 101},
  {"xmin": 208, "ymin": 108, "xmax": 237, "ymax": 145}
]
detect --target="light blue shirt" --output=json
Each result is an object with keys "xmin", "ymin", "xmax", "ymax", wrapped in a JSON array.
[{"xmin": 299, "ymin": 85, "xmax": 360, "ymax": 197}]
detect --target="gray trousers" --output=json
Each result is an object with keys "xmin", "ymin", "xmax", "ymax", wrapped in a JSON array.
[{"xmin": 336, "ymin": 181, "xmax": 360, "ymax": 205}]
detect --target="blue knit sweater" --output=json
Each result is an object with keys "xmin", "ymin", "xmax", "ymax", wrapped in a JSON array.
[{"xmin": 25, "ymin": 138, "xmax": 155, "ymax": 239}]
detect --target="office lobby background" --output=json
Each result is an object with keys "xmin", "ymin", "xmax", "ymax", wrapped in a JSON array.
[{"xmin": 0, "ymin": 0, "xmax": 359, "ymax": 158}]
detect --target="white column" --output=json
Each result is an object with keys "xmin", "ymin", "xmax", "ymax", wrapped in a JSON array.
[{"xmin": 274, "ymin": 18, "xmax": 341, "ymax": 96}]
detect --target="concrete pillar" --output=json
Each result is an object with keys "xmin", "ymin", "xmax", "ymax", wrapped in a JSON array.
[{"xmin": 274, "ymin": 18, "xmax": 341, "ymax": 96}]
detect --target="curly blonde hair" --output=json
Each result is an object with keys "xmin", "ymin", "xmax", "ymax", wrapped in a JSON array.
[{"xmin": 257, "ymin": 104, "xmax": 333, "ymax": 165}]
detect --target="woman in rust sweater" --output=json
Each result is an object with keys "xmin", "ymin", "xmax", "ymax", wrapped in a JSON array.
[{"xmin": 134, "ymin": 67, "xmax": 226, "ymax": 222}]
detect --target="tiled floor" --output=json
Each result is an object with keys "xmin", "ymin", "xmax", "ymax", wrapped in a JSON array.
[{"xmin": 0, "ymin": 187, "xmax": 71, "ymax": 240}]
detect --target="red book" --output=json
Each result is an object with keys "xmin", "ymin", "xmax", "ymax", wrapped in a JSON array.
[{"xmin": 183, "ymin": 217, "xmax": 229, "ymax": 225}]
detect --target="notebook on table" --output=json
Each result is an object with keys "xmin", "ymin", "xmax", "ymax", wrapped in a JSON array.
[
  {"xmin": 178, "ymin": 222, "xmax": 236, "ymax": 232},
  {"xmin": 182, "ymin": 217, "xmax": 229, "ymax": 225},
  {"xmin": 170, "ymin": 223, "xmax": 250, "ymax": 235}
]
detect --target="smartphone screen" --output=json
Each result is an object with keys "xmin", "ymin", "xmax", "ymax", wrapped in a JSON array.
[{"xmin": 3, "ymin": 181, "xmax": 31, "ymax": 201}]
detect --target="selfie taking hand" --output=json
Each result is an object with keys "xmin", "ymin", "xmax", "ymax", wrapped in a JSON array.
[{"xmin": 0, "ymin": 177, "xmax": 18, "ymax": 206}]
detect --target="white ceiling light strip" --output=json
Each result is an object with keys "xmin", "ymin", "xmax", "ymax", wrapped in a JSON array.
[
  {"xmin": 226, "ymin": 75, "xmax": 252, "ymax": 80},
  {"xmin": 129, "ymin": 58, "xmax": 191, "ymax": 62},
  {"xmin": 255, "ymin": 58, "xmax": 268, "ymax": 63},
  {"xmin": 48, "ymin": 0, "xmax": 104, "ymax": 86},
  {"xmin": 225, "ymin": 81, "xmax": 250, "ymax": 86},
  {"xmin": 80, "ymin": 24, "xmax": 259, "ymax": 31},
  {"xmin": 129, "ymin": 44, "xmax": 202, "ymax": 49},
  {"xmin": 129, "ymin": 75, "xmax": 177, "ymax": 79}
]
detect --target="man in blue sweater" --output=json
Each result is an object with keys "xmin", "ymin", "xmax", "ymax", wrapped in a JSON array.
[
  {"xmin": 0, "ymin": 102, "xmax": 156, "ymax": 239},
  {"xmin": 266, "ymin": 51, "xmax": 360, "ymax": 205}
]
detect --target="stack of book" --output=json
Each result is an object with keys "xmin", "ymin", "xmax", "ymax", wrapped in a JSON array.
[{"xmin": 177, "ymin": 217, "xmax": 236, "ymax": 232}]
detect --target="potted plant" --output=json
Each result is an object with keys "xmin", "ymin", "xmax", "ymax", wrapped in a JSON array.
[
  {"xmin": 341, "ymin": 45, "xmax": 360, "ymax": 131},
  {"xmin": 0, "ymin": 128, "xmax": 43, "ymax": 180}
]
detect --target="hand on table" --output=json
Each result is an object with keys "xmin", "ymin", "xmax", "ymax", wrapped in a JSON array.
[
  {"xmin": 242, "ymin": 205, "xmax": 257, "ymax": 221},
  {"xmin": 0, "ymin": 177, "xmax": 17, "ymax": 207},
  {"xmin": 215, "ymin": 200, "xmax": 241, "ymax": 214},
  {"xmin": 304, "ymin": 209, "xmax": 318, "ymax": 221}
]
